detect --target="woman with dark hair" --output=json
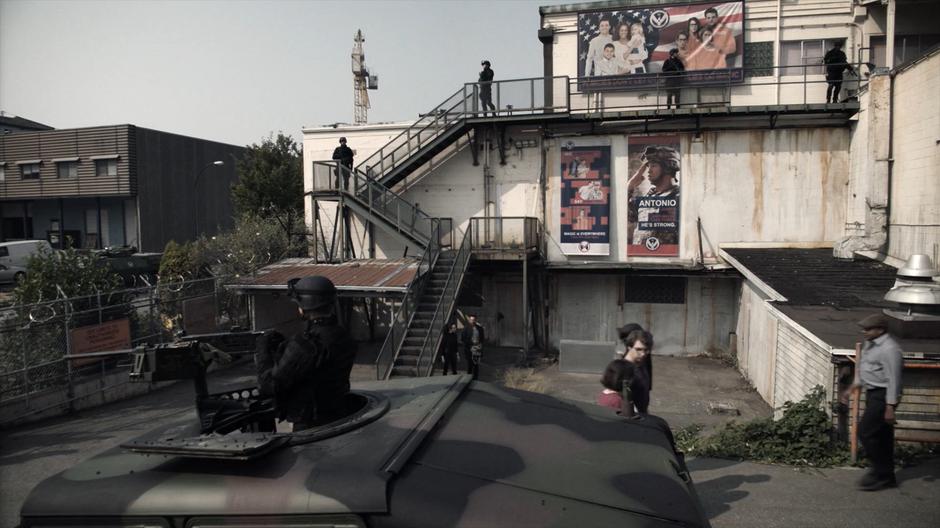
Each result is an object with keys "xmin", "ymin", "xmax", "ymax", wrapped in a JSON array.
[
  {"xmin": 683, "ymin": 17, "xmax": 702, "ymax": 70},
  {"xmin": 598, "ymin": 359, "xmax": 635, "ymax": 410}
]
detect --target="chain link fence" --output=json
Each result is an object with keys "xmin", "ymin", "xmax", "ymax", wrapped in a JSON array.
[{"xmin": 0, "ymin": 276, "xmax": 248, "ymax": 425}]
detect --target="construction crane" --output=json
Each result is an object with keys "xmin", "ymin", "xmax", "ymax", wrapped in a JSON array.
[{"xmin": 352, "ymin": 29, "xmax": 378, "ymax": 125}]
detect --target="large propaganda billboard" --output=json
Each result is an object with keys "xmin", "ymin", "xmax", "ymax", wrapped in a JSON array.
[
  {"xmin": 560, "ymin": 144, "xmax": 611, "ymax": 256},
  {"xmin": 626, "ymin": 136, "xmax": 681, "ymax": 257},
  {"xmin": 578, "ymin": 1, "xmax": 745, "ymax": 91}
]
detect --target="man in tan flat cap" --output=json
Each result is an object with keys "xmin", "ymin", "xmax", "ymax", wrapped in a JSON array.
[{"xmin": 852, "ymin": 313, "xmax": 903, "ymax": 491}]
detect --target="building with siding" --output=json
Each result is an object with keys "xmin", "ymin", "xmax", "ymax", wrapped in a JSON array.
[{"xmin": 0, "ymin": 124, "xmax": 244, "ymax": 252}]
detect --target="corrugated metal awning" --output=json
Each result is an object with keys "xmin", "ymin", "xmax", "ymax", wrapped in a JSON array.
[{"xmin": 229, "ymin": 258, "xmax": 419, "ymax": 296}]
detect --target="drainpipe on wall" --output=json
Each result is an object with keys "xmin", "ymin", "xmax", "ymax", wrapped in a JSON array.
[
  {"xmin": 833, "ymin": 70, "xmax": 892, "ymax": 259},
  {"xmin": 538, "ymin": 27, "xmax": 555, "ymax": 112},
  {"xmin": 886, "ymin": 0, "xmax": 896, "ymax": 69},
  {"xmin": 774, "ymin": 0, "xmax": 782, "ymax": 105}
]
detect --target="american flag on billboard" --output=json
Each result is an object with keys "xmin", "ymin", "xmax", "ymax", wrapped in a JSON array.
[{"xmin": 578, "ymin": 1, "xmax": 745, "ymax": 81}]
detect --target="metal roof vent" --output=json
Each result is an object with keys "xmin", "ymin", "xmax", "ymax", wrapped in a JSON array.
[
  {"xmin": 897, "ymin": 254, "xmax": 939, "ymax": 279},
  {"xmin": 883, "ymin": 254, "xmax": 940, "ymax": 338}
]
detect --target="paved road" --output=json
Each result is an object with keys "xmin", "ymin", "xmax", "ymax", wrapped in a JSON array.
[{"xmin": 2, "ymin": 357, "xmax": 938, "ymax": 528}]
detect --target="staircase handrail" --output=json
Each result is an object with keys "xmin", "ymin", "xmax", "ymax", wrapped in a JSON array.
[
  {"xmin": 374, "ymin": 219, "xmax": 442, "ymax": 380},
  {"xmin": 312, "ymin": 161, "xmax": 434, "ymax": 246},
  {"xmin": 356, "ymin": 86, "xmax": 474, "ymax": 181},
  {"xmin": 416, "ymin": 226, "xmax": 473, "ymax": 377}
]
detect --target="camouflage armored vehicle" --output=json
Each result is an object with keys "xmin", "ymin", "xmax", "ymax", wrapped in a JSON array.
[{"xmin": 20, "ymin": 336, "xmax": 710, "ymax": 527}]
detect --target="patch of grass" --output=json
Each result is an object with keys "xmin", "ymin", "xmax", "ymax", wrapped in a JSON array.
[{"xmin": 501, "ymin": 367, "xmax": 551, "ymax": 394}]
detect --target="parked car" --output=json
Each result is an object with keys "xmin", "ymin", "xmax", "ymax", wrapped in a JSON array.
[
  {"xmin": 0, "ymin": 263, "xmax": 27, "ymax": 285},
  {"xmin": 0, "ymin": 240, "xmax": 53, "ymax": 268}
]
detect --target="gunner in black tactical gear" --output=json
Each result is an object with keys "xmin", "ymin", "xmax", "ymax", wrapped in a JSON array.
[{"xmin": 255, "ymin": 275, "xmax": 356, "ymax": 431}]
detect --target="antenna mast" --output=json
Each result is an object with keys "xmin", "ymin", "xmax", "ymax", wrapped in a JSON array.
[{"xmin": 352, "ymin": 29, "xmax": 378, "ymax": 125}]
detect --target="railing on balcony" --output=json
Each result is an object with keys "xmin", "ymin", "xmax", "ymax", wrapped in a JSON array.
[
  {"xmin": 350, "ymin": 66, "xmax": 865, "ymax": 193},
  {"xmin": 566, "ymin": 62, "xmax": 870, "ymax": 114},
  {"xmin": 311, "ymin": 161, "xmax": 437, "ymax": 247},
  {"xmin": 468, "ymin": 217, "xmax": 541, "ymax": 255},
  {"xmin": 415, "ymin": 227, "xmax": 473, "ymax": 377}
]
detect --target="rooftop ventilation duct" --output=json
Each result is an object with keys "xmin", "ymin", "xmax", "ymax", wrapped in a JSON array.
[{"xmin": 883, "ymin": 254, "xmax": 940, "ymax": 338}]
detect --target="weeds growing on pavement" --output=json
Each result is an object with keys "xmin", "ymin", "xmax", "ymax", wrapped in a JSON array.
[{"xmin": 675, "ymin": 386, "xmax": 852, "ymax": 467}]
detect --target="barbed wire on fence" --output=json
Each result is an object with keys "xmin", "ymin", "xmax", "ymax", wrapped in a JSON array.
[{"xmin": 0, "ymin": 275, "xmax": 248, "ymax": 412}]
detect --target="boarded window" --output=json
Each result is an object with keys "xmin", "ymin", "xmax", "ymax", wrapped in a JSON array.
[{"xmin": 624, "ymin": 276, "xmax": 687, "ymax": 304}]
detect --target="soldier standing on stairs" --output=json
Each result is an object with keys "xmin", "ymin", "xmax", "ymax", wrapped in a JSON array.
[{"xmin": 462, "ymin": 314, "xmax": 486, "ymax": 380}]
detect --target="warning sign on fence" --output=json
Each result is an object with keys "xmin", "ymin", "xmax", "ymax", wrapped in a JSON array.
[{"xmin": 69, "ymin": 318, "xmax": 131, "ymax": 366}]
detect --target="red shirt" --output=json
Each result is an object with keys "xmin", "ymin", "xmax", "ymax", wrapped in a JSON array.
[{"xmin": 597, "ymin": 390, "xmax": 622, "ymax": 410}]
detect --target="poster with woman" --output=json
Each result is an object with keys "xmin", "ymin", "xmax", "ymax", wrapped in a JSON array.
[
  {"xmin": 578, "ymin": 1, "xmax": 745, "ymax": 91},
  {"xmin": 626, "ymin": 136, "xmax": 681, "ymax": 257},
  {"xmin": 561, "ymin": 145, "xmax": 611, "ymax": 255}
]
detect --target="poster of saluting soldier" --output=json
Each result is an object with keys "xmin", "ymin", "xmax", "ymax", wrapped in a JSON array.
[
  {"xmin": 626, "ymin": 136, "xmax": 681, "ymax": 257},
  {"xmin": 560, "ymin": 145, "xmax": 611, "ymax": 255}
]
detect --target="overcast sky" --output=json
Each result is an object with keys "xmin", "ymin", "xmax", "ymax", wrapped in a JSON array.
[{"xmin": 0, "ymin": 0, "xmax": 547, "ymax": 146}]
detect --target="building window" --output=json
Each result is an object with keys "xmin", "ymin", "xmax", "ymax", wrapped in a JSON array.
[
  {"xmin": 870, "ymin": 34, "xmax": 940, "ymax": 68},
  {"xmin": 623, "ymin": 276, "xmax": 687, "ymax": 304},
  {"xmin": 780, "ymin": 39, "xmax": 842, "ymax": 76},
  {"xmin": 95, "ymin": 158, "xmax": 117, "ymax": 177},
  {"xmin": 57, "ymin": 161, "xmax": 78, "ymax": 178},
  {"xmin": 20, "ymin": 163, "xmax": 41, "ymax": 179},
  {"xmin": 0, "ymin": 164, "xmax": 5, "ymax": 182}
]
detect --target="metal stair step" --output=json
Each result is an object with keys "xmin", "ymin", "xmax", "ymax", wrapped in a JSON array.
[
  {"xmin": 391, "ymin": 366, "xmax": 419, "ymax": 377},
  {"xmin": 396, "ymin": 356, "xmax": 420, "ymax": 366}
]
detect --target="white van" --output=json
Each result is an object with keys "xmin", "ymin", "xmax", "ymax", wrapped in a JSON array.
[{"xmin": 0, "ymin": 240, "xmax": 54, "ymax": 268}]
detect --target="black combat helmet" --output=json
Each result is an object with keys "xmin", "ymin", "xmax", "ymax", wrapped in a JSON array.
[{"xmin": 288, "ymin": 276, "xmax": 337, "ymax": 312}]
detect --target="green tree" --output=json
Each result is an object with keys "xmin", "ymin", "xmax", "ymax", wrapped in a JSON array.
[
  {"xmin": 2, "ymin": 247, "xmax": 124, "ymax": 371},
  {"xmin": 231, "ymin": 133, "xmax": 304, "ymax": 245}
]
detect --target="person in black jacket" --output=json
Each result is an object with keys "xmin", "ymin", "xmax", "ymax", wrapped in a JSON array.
[
  {"xmin": 440, "ymin": 322, "xmax": 460, "ymax": 375},
  {"xmin": 661, "ymin": 48, "xmax": 685, "ymax": 109},
  {"xmin": 621, "ymin": 328, "xmax": 652, "ymax": 414},
  {"xmin": 823, "ymin": 41, "xmax": 854, "ymax": 103},
  {"xmin": 255, "ymin": 276, "xmax": 357, "ymax": 431},
  {"xmin": 478, "ymin": 61, "xmax": 496, "ymax": 117},
  {"xmin": 331, "ymin": 137, "xmax": 354, "ymax": 190},
  {"xmin": 461, "ymin": 314, "xmax": 486, "ymax": 380}
]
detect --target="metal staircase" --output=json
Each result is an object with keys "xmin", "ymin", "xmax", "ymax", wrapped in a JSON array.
[
  {"xmin": 356, "ymin": 87, "xmax": 474, "ymax": 189},
  {"xmin": 310, "ymin": 162, "xmax": 437, "ymax": 251},
  {"xmin": 388, "ymin": 227, "xmax": 471, "ymax": 378},
  {"xmin": 309, "ymin": 161, "xmax": 471, "ymax": 380},
  {"xmin": 355, "ymin": 76, "xmax": 568, "ymax": 190}
]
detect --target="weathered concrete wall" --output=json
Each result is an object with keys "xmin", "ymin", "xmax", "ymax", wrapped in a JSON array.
[
  {"xmin": 544, "ymin": 128, "xmax": 850, "ymax": 265},
  {"xmin": 549, "ymin": 273, "xmax": 738, "ymax": 357},
  {"xmin": 888, "ymin": 49, "xmax": 940, "ymax": 263},
  {"xmin": 735, "ymin": 281, "xmax": 777, "ymax": 404}
]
